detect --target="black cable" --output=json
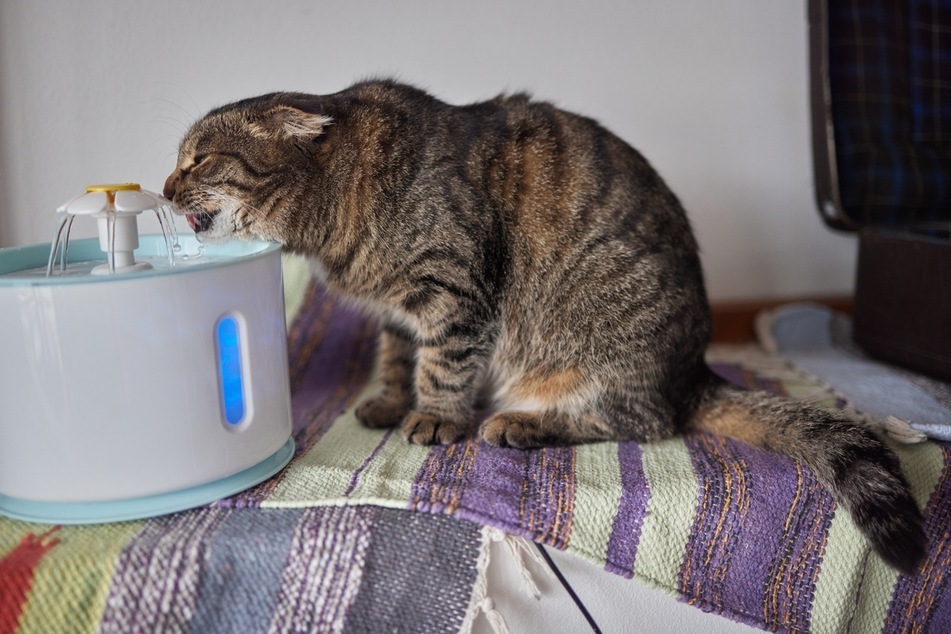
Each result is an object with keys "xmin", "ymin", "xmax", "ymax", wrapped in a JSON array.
[{"xmin": 534, "ymin": 543, "xmax": 604, "ymax": 634}]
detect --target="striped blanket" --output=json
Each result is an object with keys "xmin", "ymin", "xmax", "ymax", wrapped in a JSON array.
[
  {"xmin": 3, "ymin": 256, "xmax": 951, "ymax": 632},
  {"xmin": 0, "ymin": 505, "xmax": 482, "ymax": 633}
]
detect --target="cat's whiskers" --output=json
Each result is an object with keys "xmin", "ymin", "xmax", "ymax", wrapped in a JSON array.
[
  {"xmin": 196, "ymin": 186, "xmax": 267, "ymax": 237},
  {"xmin": 196, "ymin": 186, "xmax": 238, "ymax": 213}
]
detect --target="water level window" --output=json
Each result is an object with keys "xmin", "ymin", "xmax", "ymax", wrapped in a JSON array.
[{"xmin": 216, "ymin": 314, "xmax": 246, "ymax": 426}]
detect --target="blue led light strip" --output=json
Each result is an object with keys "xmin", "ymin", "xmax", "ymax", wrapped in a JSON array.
[{"xmin": 216, "ymin": 315, "xmax": 246, "ymax": 426}]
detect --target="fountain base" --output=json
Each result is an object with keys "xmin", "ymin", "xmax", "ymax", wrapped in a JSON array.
[
  {"xmin": 0, "ymin": 438, "xmax": 293, "ymax": 524},
  {"xmin": 0, "ymin": 234, "xmax": 293, "ymax": 522},
  {"xmin": 91, "ymin": 260, "xmax": 153, "ymax": 275}
]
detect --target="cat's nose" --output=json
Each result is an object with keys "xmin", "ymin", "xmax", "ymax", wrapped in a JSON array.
[{"xmin": 163, "ymin": 172, "xmax": 179, "ymax": 201}]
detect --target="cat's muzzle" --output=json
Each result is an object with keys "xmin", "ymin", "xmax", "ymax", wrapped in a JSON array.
[{"xmin": 187, "ymin": 212, "xmax": 215, "ymax": 233}]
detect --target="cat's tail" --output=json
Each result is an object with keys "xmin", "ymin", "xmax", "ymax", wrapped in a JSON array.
[{"xmin": 688, "ymin": 372, "xmax": 926, "ymax": 574}]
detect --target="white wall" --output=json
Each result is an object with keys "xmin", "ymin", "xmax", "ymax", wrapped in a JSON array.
[{"xmin": 0, "ymin": 0, "xmax": 856, "ymax": 301}]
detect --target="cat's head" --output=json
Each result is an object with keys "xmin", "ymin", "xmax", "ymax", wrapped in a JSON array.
[{"xmin": 164, "ymin": 94, "xmax": 332, "ymax": 243}]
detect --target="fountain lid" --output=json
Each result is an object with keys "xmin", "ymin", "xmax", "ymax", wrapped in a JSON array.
[{"xmin": 58, "ymin": 183, "xmax": 170, "ymax": 215}]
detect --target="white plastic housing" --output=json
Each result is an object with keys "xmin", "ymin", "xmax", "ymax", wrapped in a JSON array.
[
  {"xmin": 97, "ymin": 212, "xmax": 139, "ymax": 249},
  {"xmin": 94, "ymin": 213, "xmax": 147, "ymax": 272},
  {"xmin": 0, "ymin": 236, "xmax": 292, "ymax": 503}
]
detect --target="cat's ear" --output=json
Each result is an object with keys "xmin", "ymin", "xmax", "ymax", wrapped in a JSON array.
[{"xmin": 251, "ymin": 106, "xmax": 332, "ymax": 140}]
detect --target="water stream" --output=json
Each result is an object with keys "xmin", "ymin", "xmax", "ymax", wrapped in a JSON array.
[{"xmin": 44, "ymin": 204, "xmax": 188, "ymax": 277}]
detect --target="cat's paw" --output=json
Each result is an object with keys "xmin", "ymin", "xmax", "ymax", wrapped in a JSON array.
[
  {"xmin": 355, "ymin": 396, "xmax": 410, "ymax": 429},
  {"xmin": 480, "ymin": 412, "xmax": 544, "ymax": 449},
  {"xmin": 401, "ymin": 410, "xmax": 469, "ymax": 445}
]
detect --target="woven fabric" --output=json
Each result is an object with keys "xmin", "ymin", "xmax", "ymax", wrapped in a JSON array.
[
  {"xmin": 759, "ymin": 303, "xmax": 951, "ymax": 439},
  {"xmin": 0, "ymin": 506, "xmax": 481, "ymax": 634},
  {"xmin": 240, "ymin": 270, "xmax": 951, "ymax": 632},
  {"xmin": 828, "ymin": 0, "xmax": 951, "ymax": 225},
  {"xmin": 5, "ymin": 264, "xmax": 951, "ymax": 632}
]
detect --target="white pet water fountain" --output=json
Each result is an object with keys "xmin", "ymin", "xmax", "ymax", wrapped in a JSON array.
[{"xmin": 0, "ymin": 184, "xmax": 294, "ymax": 523}]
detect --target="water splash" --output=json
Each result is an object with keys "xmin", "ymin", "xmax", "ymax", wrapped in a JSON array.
[
  {"xmin": 46, "ymin": 185, "xmax": 181, "ymax": 277},
  {"xmin": 153, "ymin": 204, "xmax": 180, "ymax": 267},
  {"xmin": 45, "ymin": 214, "xmax": 71, "ymax": 277},
  {"xmin": 181, "ymin": 243, "xmax": 206, "ymax": 261}
]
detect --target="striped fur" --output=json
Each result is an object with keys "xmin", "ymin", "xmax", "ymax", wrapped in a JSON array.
[{"xmin": 165, "ymin": 79, "xmax": 924, "ymax": 572}]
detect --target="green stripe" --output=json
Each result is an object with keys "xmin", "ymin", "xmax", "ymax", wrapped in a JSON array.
[
  {"xmin": 347, "ymin": 429, "xmax": 430, "ymax": 502},
  {"xmin": 633, "ymin": 437, "xmax": 698, "ymax": 592},
  {"xmin": 810, "ymin": 440, "xmax": 944, "ymax": 633},
  {"xmin": 263, "ymin": 365, "xmax": 427, "ymax": 508},
  {"xmin": 808, "ymin": 512, "xmax": 868, "ymax": 633},
  {"xmin": 0, "ymin": 518, "xmax": 33, "ymax": 557},
  {"xmin": 566, "ymin": 442, "xmax": 622, "ymax": 564},
  {"xmin": 850, "ymin": 441, "xmax": 944, "ymax": 633},
  {"xmin": 18, "ymin": 521, "xmax": 144, "ymax": 634},
  {"xmin": 264, "ymin": 371, "xmax": 384, "ymax": 505},
  {"xmin": 281, "ymin": 254, "xmax": 313, "ymax": 327}
]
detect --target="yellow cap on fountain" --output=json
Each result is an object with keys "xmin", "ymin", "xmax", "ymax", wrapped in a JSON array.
[
  {"xmin": 86, "ymin": 183, "xmax": 141, "ymax": 191},
  {"xmin": 86, "ymin": 183, "xmax": 141, "ymax": 205}
]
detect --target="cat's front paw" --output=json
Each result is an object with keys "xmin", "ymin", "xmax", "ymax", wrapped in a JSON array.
[
  {"xmin": 355, "ymin": 396, "xmax": 410, "ymax": 429},
  {"xmin": 401, "ymin": 410, "xmax": 469, "ymax": 445},
  {"xmin": 480, "ymin": 412, "xmax": 544, "ymax": 449}
]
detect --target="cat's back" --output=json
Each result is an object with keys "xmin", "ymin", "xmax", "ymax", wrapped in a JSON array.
[
  {"xmin": 323, "ymin": 80, "xmax": 706, "ymax": 320},
  {"xmin": 447, "ymin": 91, "xmax": 697, "ymax": 257},
  {"xmin": 444, "ymin": 90, "xmax": 711, "ymax": 376}
]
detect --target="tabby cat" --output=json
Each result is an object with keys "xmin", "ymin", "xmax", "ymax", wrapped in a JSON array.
[{"xmin": 164, "ymin": 79, "xmax": 925, "ymax": 573}]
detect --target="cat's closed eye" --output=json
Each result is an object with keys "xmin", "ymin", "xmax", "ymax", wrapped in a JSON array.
[{"xmin": 179, "ymin": 154, "xmax": 211, "ymax": 178}]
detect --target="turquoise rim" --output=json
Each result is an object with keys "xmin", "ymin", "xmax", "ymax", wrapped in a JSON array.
[
  {"xmin": 0, "ymin": 234, "xmax": 282, "ymax": 286},
  {"xmin": 0, "ymin": 437, "xmax": 294, "ymax": 525}
]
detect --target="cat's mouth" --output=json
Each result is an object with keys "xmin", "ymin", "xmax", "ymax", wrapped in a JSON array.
[{"xmin": 186, "ymin": 212, "xmax": 215, "ymax": 233}]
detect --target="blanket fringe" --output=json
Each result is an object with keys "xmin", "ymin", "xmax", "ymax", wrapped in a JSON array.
[{"xmin": 459, "ymin": 527, "xmax": 553, "ymax": 634}]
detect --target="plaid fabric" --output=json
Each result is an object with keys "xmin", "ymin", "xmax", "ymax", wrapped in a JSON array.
[
  {"xmin": 911, "ymin": 0, "xmax": 951, "ymax": 143},
  {"xmin": 828, "ymin": 0, "xmax": 951, "ymax": 225}
]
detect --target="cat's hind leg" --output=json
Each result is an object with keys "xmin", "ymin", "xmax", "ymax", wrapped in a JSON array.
[
  {"xmin": 480, "ymin": 409, "xmax": 614, "ymax": 448},
  {"xmin": 481, "ymin": 368, "xmax": 614, "ymax": 447}
]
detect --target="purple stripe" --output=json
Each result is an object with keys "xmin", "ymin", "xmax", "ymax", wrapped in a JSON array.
[
  {"xmin": 409, "ymin": 441, "xmax": 481, "ymax": 515},
  {"xmin": 522, "ymin": 447, "xmax": 576, "ymax": 548},
  {"xmin": 289, "ymin": 297, "xmax": 336, "ymax": 393},
  {"xmin": 605, "ymin": 441, "xmax": 650, "ymax": 577},
  {"xmin": 286, "ymin": 283, "xmax": 326, "ymax": 383},
  {"xmin": 411, "ymin": 440, "xmax": 529, "ymax": 532},
  {"xmin": 884, "ymin": 444, "xmax": 951, "ymax": 633},
  {"xmin": 679, "ymin": 434, "xmax": 754, "ymax": 609},
  {"xmin": 453, "ymin": 444, "xmax": 528, "ymax": 531},
  {"xmin": 290, "ymin": 300, "xmax": 376, "ymax": 447},
  {"xmin": 708, "ymin": 362, "xmax": 748, "ymax": 389},
  {"xmin": 100, "ymin": 510, "xmax": 230, "ymax": 633},
  {"xmin": 723, "ymin": 438, "xmax": 794, "ymax": 619},
  {"xmin": 679, "ymin": 434, "xmax": 830, "ymax": 630},
  {"xmin": 411, "ymin": 441, "xmax": 578, "ymax": 548},
  {"xmin": 760, "ymin": 459, "xmax": 832, "ymax": 631}
]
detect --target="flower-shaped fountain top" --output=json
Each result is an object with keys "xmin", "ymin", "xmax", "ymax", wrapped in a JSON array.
[
  {"xmin": 48, "ymin": 183, "xmax": 179, "ymax": 276},
  {"xmin": 58, "ymin": 183, "xmax": 171, "ymax": 215}
]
